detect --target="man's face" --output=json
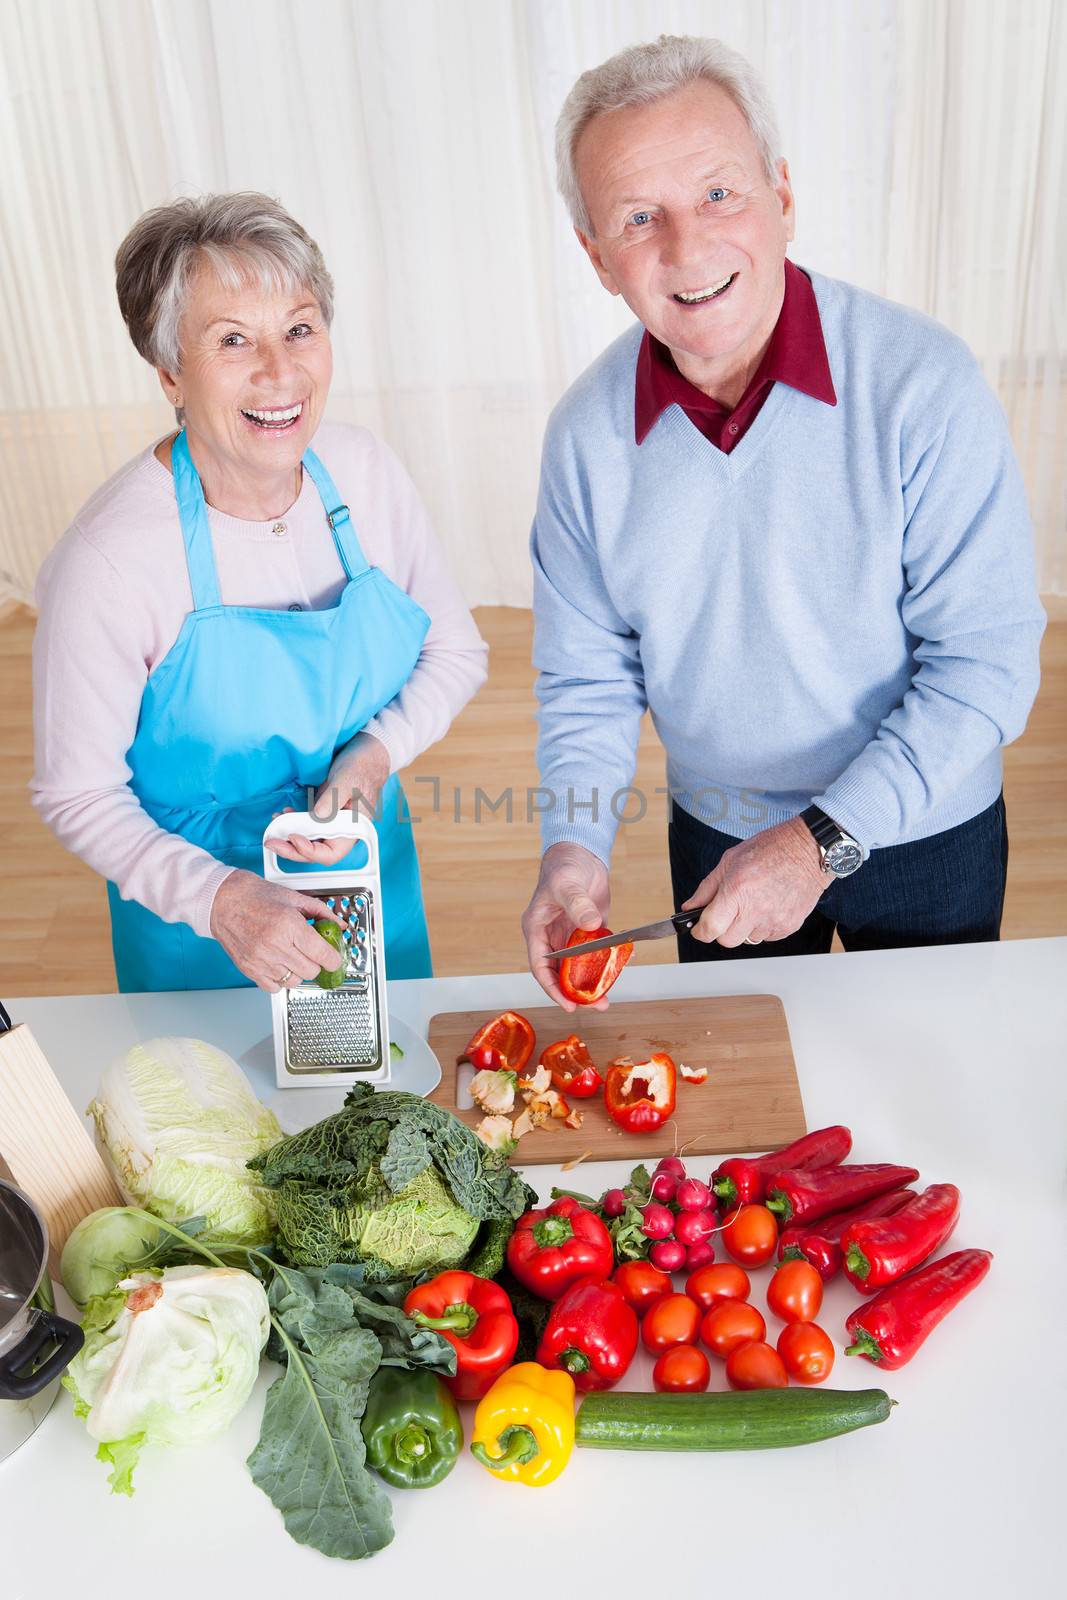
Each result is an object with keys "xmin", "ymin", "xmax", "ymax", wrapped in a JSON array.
[{"xmin": 574, "ymin": 80, "xmax": 795, "ymax": 383}]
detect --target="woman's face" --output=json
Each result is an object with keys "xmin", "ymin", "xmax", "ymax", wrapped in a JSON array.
[{"xmin": 159, "ymin": 262, "xmax": 333, "ymax": 488}]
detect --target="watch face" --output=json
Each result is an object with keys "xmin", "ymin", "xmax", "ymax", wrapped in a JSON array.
[{"xmin": 825, "ymin": 841, "xmax": 863, "ymax": 877}]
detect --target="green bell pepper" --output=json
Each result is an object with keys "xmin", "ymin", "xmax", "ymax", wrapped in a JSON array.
[{"xmin": 361, "ymin": 1367, "xmax": 463, "ymax": 1489}]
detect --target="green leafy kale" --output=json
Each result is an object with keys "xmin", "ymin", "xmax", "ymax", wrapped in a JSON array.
[{"xmin": 250, "ymin": 1085, "xmax": 535, "ymax": 1276}]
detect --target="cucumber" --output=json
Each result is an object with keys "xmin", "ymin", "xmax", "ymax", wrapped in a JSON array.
[
  {"xmin": 575, "ymin": 1388, "xmax": 894, "ymax": 1452},
  {"xmin": 312, "ymin": 918, "xmax": 347, "ymax": 990}
]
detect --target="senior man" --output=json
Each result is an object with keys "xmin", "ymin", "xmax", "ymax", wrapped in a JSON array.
[{"xmin": 521, "ymin": 35, "xmax": 1045, "ymax": 1007}]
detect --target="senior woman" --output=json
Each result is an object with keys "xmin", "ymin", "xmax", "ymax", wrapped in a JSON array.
[{"xmin": 31, "ymin": 192, "xmax": 486, "ymax": 992}]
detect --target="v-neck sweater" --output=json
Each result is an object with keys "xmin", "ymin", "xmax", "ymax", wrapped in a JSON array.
[
  {"xmin": 31, "ymin": 421, "xmax": 487, "ymax": 937},
  {"xmin": 531, "ymin": 265, "xmax": 1045, "ymax": 863}
]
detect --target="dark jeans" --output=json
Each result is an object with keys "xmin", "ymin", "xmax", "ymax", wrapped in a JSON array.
[{"xmin": 668, "ymin": 795, "xmax": 1009, "ymax": 960}]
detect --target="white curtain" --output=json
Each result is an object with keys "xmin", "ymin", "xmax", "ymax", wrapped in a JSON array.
[{"xmin": 1, "ymin": 0, "xmax": 1063, "ymax": 607}]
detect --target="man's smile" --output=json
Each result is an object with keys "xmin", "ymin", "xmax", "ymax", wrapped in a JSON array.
[{"xmin": 673, "ymin": 272, "xmax": 738, "ymax": 304}]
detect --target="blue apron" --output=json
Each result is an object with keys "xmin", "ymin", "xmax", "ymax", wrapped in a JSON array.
[{"xmin": 106, "ymin": 430, "xmax": 433, "ymax": 991}]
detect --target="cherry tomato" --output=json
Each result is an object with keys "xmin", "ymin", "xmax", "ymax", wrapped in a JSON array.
[
  {"xmin": 720, "ymin": 1204, "xmax": 779, "ymax": 1267},
  {"xmin": 685, "ymin": 1263, "xmax": 751, "ymax": 1313},
  {"xmin": 699, "ymin": 1299, "xmax": 766, "ymax": 1360},
  {"xmin": 641, "ymin": 1293, "xmax": 702, "ymax": 1355},
  {"xmin": 767, "ymin": 1260, "xmax": 824, "ymax": 1324},
  {"xmin": 653, "ymin": 1343, "xmax": 711, "ymax": 1393},
  {"xmin": 612, "ymin": 1261, "xmax": 674, "ymax": 1317},
  {"xmin": 726, "ymin": 1340, "xmax": 789, "ymax": 1390},
  {"xmin": 777, "ymin": 1321, "xmax": 835, "ymax": 1384}
]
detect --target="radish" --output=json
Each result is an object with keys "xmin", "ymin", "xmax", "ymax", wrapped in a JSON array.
[
  {"xmin": 650, "ymin": 1171, "xmax": 678, "ymax": 1203},
  {"xmin": 640, "ymin": 1202, "xmax": 675, "ymax": 1240},
  {"xmin": 601, "ymin": 1188, "xmax": 627, "ymax": 1218},
  {"xmin": 674, "ymin": 1207, "xmax": 717, "ymax": 1247},
  {"xmin": 654, "ymin": 1156, "xmax": 686, "ymax": 1179},
  {"xmin": 684, "ymin": 1239, "xmax": 716, "ymax": 1270},
  {"xmin": 675, "ymin": 1177, "xmax": 712, "ymax": 1212},
  {"xmin": 649, "ymin": 1238, "xmax": 687, "ymax": 1273}
]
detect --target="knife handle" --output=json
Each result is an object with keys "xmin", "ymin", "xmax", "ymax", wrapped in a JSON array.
[{"xmin": 671, "ymin": 912, "xmax": 699, "ymax": 932}]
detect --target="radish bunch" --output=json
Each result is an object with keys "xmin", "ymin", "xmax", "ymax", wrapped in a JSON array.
[{"xmin": 604, "ymin": 1156, "xmax": 717, "ymax": 1273}]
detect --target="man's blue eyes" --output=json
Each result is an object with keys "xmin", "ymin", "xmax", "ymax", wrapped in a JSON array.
[{"xmin": 628, "ymin": 189, "xmax": 729, "ymax": 226}]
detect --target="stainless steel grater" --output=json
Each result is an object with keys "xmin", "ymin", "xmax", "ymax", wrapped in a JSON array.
[{"xmin": 262, "ymin": 811, "xmax": 392, "ymax": 1089}]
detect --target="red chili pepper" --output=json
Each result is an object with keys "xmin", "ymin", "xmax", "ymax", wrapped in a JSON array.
[
  {"xmin": 604, "ymin": 1053, "xmax": 677, "ymax": 1134},
  {"xmin": 764, "ymin": 1163, "xmax": 920, "ymax": 1228},
  {"xmin": 462, "ymin": 1010, "xmax": 536, "ymax": 1073},
  {"xmin": 558, "ymin": 927, "xmax": 634, "ymax": 1005},
  {"xmin": 844, "ymin": 1248, "xmax": 992, "ymax": 1369},
  {"xmin": 778, "ymin": 1189, "xmax": 916, "ymax": 1280},
  {"xmin": 711, "ymin": 1125, "xmax": 852, "ymax": 1210},
  {"xmin": 536, "ymin": 1275, "xmax": 639, "ymax": 1392},
  {"xmin": 505, "ymin": 1195, "xmax": 614, "ymax": 1301},
  {"xmin": 842, "ymin": 1183, "xmax": 961, "ymax": 1293},
  {"xmin": 403, "ymin": 1270, "xmax": 519, "ymax": 1402},
  {"xmin": 542, "ymin": 1035, "xmax": 603, "ymax": 1099}
]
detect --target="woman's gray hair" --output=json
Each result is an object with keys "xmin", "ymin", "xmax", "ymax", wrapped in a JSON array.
[
  {"xmin": 556, "ymin": 34, "xmax": 782, "ymax": 235},
  {"xmin": 115, "ymin": 192, "xmax": 334, "ymax": 371}
]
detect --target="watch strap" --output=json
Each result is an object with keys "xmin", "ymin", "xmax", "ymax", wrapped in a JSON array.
[{"xmin": 800, "ymin": 804, "xmax": 845, "ymax": 850}]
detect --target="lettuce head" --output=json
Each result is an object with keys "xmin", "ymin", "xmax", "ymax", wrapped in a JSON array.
[{"xmin": 89, "ymin": 1037, "xmax": 282, "ymax": 1246}]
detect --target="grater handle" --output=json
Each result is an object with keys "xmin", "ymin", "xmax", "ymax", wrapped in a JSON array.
[{"xmin": 261, "ymin": 809, "xmax": 381, "ymax": 881}]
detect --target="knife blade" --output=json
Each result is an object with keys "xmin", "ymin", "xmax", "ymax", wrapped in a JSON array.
[{"xmin": 545, "ymin": 911, "xmax": 698, "ymax": 962}]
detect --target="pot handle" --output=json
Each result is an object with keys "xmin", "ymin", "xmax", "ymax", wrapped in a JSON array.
[{"xmin": 0, "ymin": 1310, "xmax": 84, "ymax": 1400}]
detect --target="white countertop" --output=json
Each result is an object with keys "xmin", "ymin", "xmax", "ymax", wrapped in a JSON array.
[{"xmin": 5, "ymin": 938, "xmax": 1066, "ymax": 1600}]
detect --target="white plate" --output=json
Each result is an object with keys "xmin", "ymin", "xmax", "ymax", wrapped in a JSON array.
[{"xmin": 267, "ymin": 1013, "xmax": 442, "ymax": 1134}]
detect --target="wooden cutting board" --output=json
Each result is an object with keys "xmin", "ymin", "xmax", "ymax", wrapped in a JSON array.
[{"xmin": 426, "ymin": 995, "xmax": 805, "ymax": 1165}]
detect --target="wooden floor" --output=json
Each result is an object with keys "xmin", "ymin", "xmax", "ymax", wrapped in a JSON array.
[{"xmin": 2, "ymin": 601, "xmax": 1064, "ymax": 995}]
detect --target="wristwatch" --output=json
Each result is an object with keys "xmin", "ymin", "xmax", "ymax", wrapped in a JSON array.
[{"xmin": 799, "ymin": 805, "xmax": 864, "ymax": 878}]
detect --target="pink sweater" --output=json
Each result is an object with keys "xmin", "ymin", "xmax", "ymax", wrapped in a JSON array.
[{"xmin": 31, "ymin": 421, "xmax": 488, "ymax": 937}]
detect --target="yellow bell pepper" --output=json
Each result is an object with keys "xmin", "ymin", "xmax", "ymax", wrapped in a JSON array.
[{"xmin": 469, "ymin": 1362, "xmax": 575, "ymax": 1486}]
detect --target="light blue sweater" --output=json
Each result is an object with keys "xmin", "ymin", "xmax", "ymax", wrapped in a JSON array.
[{"xmin": 531, "ymin": 266, "xmax": 1045, "ymax": 862}]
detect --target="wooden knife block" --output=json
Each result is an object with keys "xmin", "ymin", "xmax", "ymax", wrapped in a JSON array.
[{"xmin": 0, "ymin": 1023, "xmax": 125, "ymax": 1276}]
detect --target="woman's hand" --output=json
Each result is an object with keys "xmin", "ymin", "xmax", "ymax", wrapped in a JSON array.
[
  {"xmin": 521, "ymin": 841, "xmax": 611, "ymax": 1011},
  {"xmin": 681, "ymin": 817, "xmax": 828, "ymax": 947},
  {"xmin": 209, "ymin": 870, "xmax": 347, "ymax": 992},
  {"xmin": 265, "ymin": 732, "xmax": 391, "ymax": 868}
]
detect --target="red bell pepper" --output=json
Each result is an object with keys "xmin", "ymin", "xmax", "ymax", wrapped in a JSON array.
[
  {"xmin": 558, "ymin": 927, "xmax": 633, "ymax": 1005},
  {"xmin": 505, "ymin": 1195, "xmax": 614, "ymax": 1301},
  {"xmin": 842, "ymin": 1183, "xmax": 961, "ymax": 1293},
  {"xmin": 604, "ymin": 1054, "xmax": 677, "ymax": 1134},
  {"xmin": 764, "ymin": 1162, "xmax": 919, "ymax": 1228},
  {"xmin": 844, "ymin": 1248, "xmax": 992, "ymax": 1369},
  {"xmin": 778, "ymin": 1188, "xmax": 915, "ymax": 1280},
  {"xmin": 536, "ymin": 1275, "xmax": 639, "ymax": 1392},
  {"xmin": 462, "ymin": 1011, "xmax": 535, "ymax": 1073},
  {"xmin": 403, "ymin": 1270, "xmax": 519, "ymax": 1402},
  {"xmin": 542, "ymin": 1035, "xmax": 603, "ymax": 1099},
  {"xmin": 711, "ymin": 1125, "xmax": 852, "ymax": 1210}
]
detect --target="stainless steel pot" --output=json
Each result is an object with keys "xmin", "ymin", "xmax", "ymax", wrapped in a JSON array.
[{"xmin": 0, "ymin": 1180, "xmax": 84, "ymax": 1465}]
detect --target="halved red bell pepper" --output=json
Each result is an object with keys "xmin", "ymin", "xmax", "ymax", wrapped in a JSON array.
[
  {"xmin": 403, "ymin": 1270, "xmax": 520, "ymax": 1402},
  {"xmin": 536, "ymin": 1276, "xmax": 638, "ymax": 1392},
  {"xmin": 462, "ymin": 1010, "xmax": 535, "ymax": 1074},
  {"xmin": 604, "ymin": 1053, "xmax": 677, "ymax": 1134},
  {"xmin": 558, "ymin": 927, "xmax": 633, "ymax": 1005},
  {"xmin": 506, "ymin": 1195, "xmax": 614, "ymax": 1301},
  {"xmin": 542, "ymin": 1036, "xmax": 603, "ymax": 1099}
]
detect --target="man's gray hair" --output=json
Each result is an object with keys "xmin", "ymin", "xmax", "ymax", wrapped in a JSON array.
[
  {"xmin": 115, "ymin": 192, "xmax": 334, "ymax": 371},
  {"xmin": 556, "ymin": 34, "xmax": 783, "ymax": 235}
]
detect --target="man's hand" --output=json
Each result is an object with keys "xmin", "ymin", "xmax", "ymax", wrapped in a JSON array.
[
  {"xmin": 265, "ymin": 732, "xmax": 391, "ymax": 868},
  {"xmin": 521, "ymin": 842, "xmax": 611, "ymax": 1011},
  {"xmin": 681, "ymin": 816, "xmax": 828, "ymax": 947},
  {"xmin": 209, "ymin": 870, "xmax": 347, "ymax": 991}
]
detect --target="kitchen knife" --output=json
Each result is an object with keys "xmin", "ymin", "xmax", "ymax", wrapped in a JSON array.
[{"xmin": 545, "ymin": 911, "xmax": 698, "ymax": 962}]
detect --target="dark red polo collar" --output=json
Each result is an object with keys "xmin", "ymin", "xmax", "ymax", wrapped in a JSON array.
[{"xmin": 634, "ymin": 258, "xmax": 837, "ymax": 449}]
